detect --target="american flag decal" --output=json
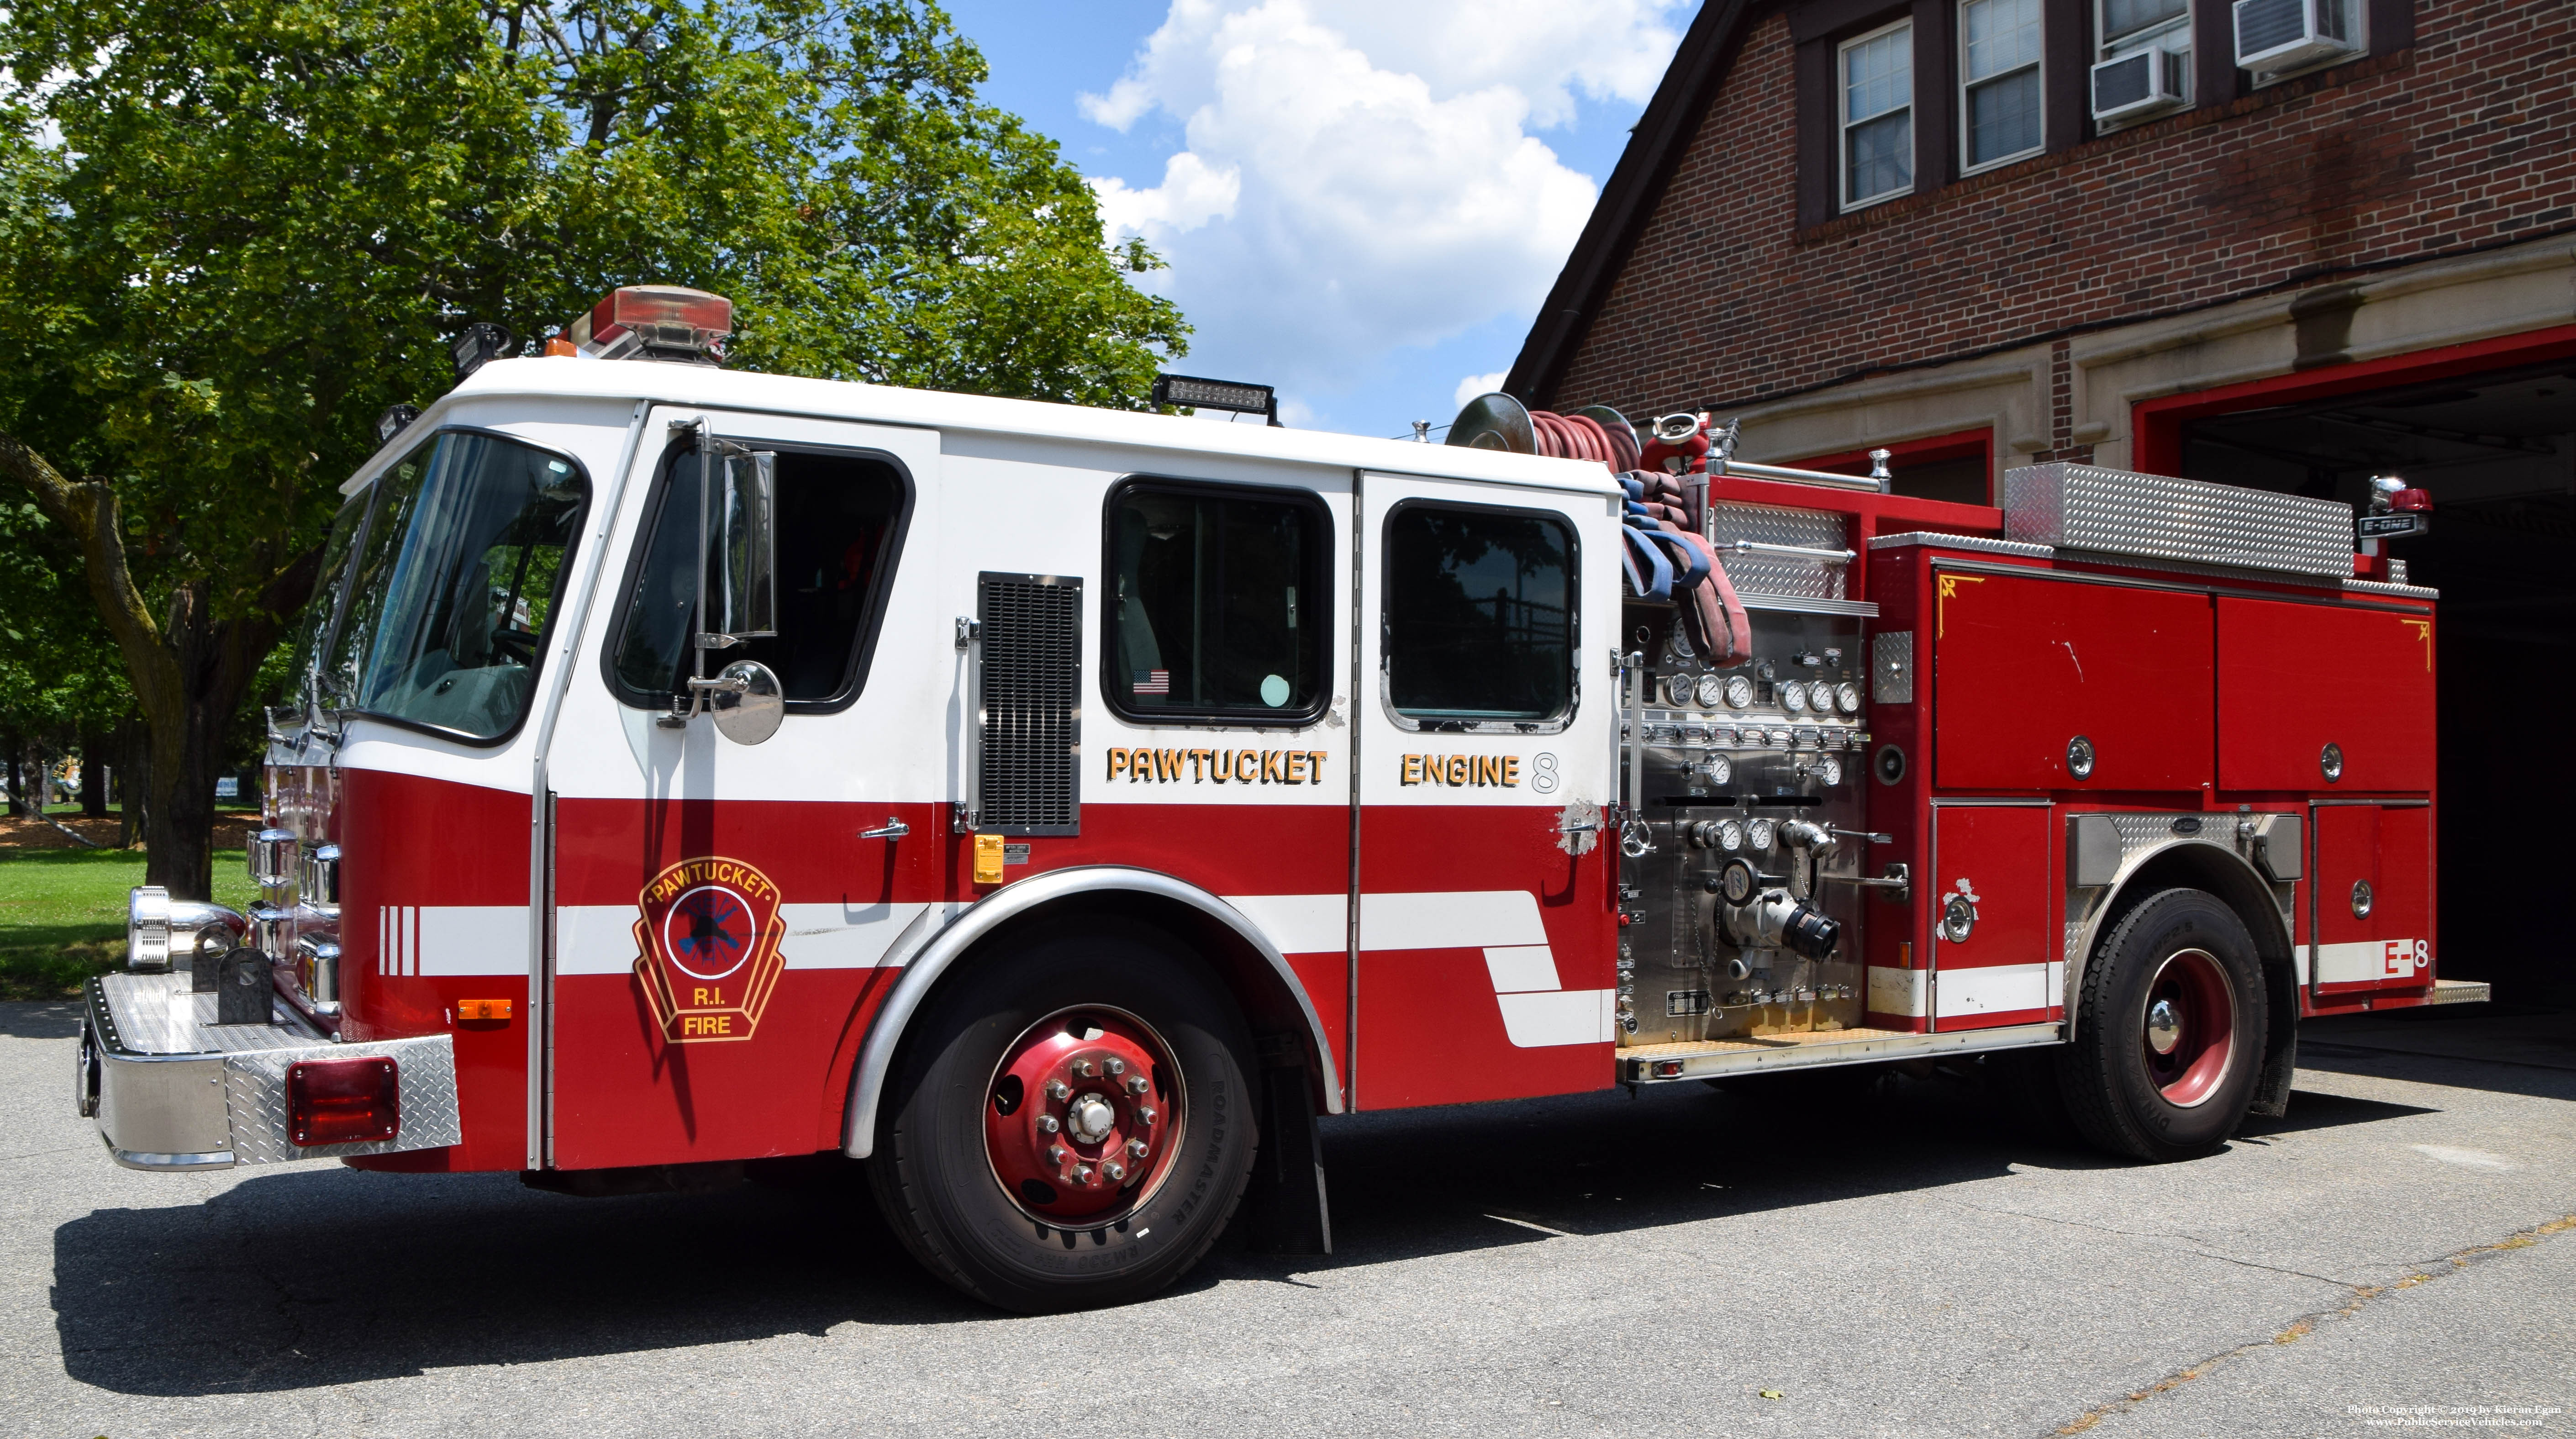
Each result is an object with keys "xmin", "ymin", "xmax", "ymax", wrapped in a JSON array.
[{"xmin": 1132, "ymin": 669, "xmax": 1169, "ymax": 695}]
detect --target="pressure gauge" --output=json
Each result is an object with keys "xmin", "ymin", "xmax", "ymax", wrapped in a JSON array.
[
  {"xmin": 1717, "ymin": 819, "xmax": 1744, "ymax": 851},
  {"xmin": 1815, "ymin": 755, "xmax": 1843, "ymax": 786},
  {"xmin": 1664, "ymin": 674, "xmax": 1696, "ymax": 708},
  {"xmin": 1724, "ymin": 675, "xmax": 1754, "ymax": 709},
  {"xmin": 1836, "ymin": 681, "xmax": 1862, "ymax": 714},
  {"xmin": 1748, "ymin": 818, "xmax": 1777, "ymax": 850},
  {"xmin": 1704, "ymin": 754, "xmax": 1732, "ymax": 785},
  {"xmin": 1717, "ymin": 857, "xmax": 1758, "ymax": 904},
  {"xmin": 1694, "ymin": 673, "xmax": 1727, "ymax": 710},
  {"xmin": 1781, "ymin": 680, "xmax": 1809, "ymax": 712},
  {"xmin": 1668, "ymin": 622, "xmax": 1695, "ymax": 659}
]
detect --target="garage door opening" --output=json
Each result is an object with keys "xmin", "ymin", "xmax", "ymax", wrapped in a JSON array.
[{"xmin": 2158, "ymin": 356, "xmax": 2575, "ymax": 1007}]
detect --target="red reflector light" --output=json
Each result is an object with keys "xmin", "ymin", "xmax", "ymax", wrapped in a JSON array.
[
  {"xmin": 567, "ymin": 285, "xmax": 733, "ymax": 364},
  {"xmin": 287, "ymin": 1057, "xmax": 400, "ymax": 1146},
  {"xmin": 2390, "ymin": 487, "xmax": 2432, "ymax": 512},
  {"xmin": 1652, "ymin": 1060, "xmax": 1686, "ymax": 1079}
]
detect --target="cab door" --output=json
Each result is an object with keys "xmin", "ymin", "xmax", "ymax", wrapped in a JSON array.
[
  {"xmin": 542, "ymin": 408, "xmax": 942, "ymax": 1170},
  {"xmin": 1351, "ymin": 470, "xmax": 1619, "ymax": 1109}
]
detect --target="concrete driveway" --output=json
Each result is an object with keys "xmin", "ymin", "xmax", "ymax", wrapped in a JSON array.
[{"xmin": 3, "ymin": 999, "xmax": 2567, "ymax": 1438}]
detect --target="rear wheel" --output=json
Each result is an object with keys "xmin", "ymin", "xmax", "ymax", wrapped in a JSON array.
[
  {"xmin": 2057, "ymin": 888, "xmax": 2265, "ymax": 1161},
  {"xmin": 868, "ymin": 922, "xmax": 1259, "ymax": 1312}
]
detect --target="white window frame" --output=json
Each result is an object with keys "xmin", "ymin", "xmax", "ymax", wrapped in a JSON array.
[
  {"xmin": 2097, "ymin": 0, "xmax": 2191, "ymax": 52},
  {"xmin": 1838, "ymin": 19, "xmax": 1917, "ymax": 212},
  {"xmin": 1959, "ymin": 0, "xmax": 2047, "ymax": 174}
]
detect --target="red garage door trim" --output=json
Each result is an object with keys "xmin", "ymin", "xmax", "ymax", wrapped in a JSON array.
[{"xmin": 2132, "ymin": 324, "xmax": 2576, "ymax": 476}]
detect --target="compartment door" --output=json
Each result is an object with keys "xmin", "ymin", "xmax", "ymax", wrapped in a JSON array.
[
  {"xmin": 2218, "ymin": 599, "xmax": 2434, "ymax": 792},
  {"xmin": 1930, "ymin": 803, "xmax": 2060, "ymax": 1030},
  {"xmin": 1935, "ymin": 571, "xmax": 2212, "ymax": 792},
  {"xmin": 1350, "ymin": 472, "xmax": 1618, "ymax": 1110},
  {"xmin": 2309, "ymin": 803, "xmax": 2433, "ymax": 998}
]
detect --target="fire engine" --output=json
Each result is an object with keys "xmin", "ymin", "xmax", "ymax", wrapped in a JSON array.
[{"xmin": 79, "ymin": 286, "xmax": 2477, "ymax": 1312}]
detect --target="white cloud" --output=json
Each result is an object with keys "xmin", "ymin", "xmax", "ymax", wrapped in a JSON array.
[
  {"xmin": 1084, "ymin": 0, "xmax": 1686, "ymax": 409},
  {"xmin": 1454, "ymin": 371, "xmax": 1508, "ymax": 407},
  {"xmin": 1090, "ymin": 152, "xmax": 1241, "ymax": 237}
]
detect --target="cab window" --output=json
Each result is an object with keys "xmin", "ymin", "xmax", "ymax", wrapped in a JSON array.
[
  {"xmin": 608, "ymin": 443, "xmax": 907, "ymax": 710},
  {"xmin": 1383, "ymin": 502, "xmax": 1575, "ymax": 727},
  {"xmin": 1104, "ymin": 480, "xmax": 1328, "ymax": 723}
]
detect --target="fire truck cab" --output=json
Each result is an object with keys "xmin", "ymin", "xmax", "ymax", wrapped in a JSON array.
[{"xmin": 80, "ymin": 289, "xmax": 2476, "ymax": 1312}]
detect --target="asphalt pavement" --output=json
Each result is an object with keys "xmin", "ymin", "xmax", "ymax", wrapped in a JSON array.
[{"xmin": 3, "ymin": 998, "xmax": 2568, "ymax": 1438}]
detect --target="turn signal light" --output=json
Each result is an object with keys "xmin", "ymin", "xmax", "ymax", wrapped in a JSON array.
[
  {"xmin": 457, "ymin": 998, "xmax": 512, "ymax": 1021},
  {"xmin": 287, "ymin": 1057, "xmax": 400, "ymax": 1146}
]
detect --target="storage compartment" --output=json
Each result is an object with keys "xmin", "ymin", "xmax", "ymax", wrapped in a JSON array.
[
  {"xmin": 1935, "ymin": 572, "xmax": 2212, "ymax": 792},
  {"xmin": 2310, "ymin": 803, "xmax": 2433, "ymax": 996},
  {"xmin": 2218, "ymin": 598, "xmax": 2434, "ymax": 793},
  {"xmin": 1930, "ymin": 804, "xmax": 2059, "ymax": 1029}
]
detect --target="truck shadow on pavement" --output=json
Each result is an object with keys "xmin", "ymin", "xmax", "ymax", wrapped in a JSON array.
[{"xmin": 48, "ymin": 1062, "xmax": 2440, "ymax": 1397}]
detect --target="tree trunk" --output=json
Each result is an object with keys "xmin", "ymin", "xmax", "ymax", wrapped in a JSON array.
[
  {"xmin": 3, "ymin": 431, "xmax": 321, "ymax": 900},
  {"xmin": 4, "ymin": 732, "xmax": 21, "ymax": 817},
  {"xmin": 79, "ymin": 722, "xmax": 111, "ymax": 817},
  {"xmin": 117, "ymin": 718, "xmax": 147, "ymax": 850}
]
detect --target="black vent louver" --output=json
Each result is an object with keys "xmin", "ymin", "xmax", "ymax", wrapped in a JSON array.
[{"xmin": 977, "ymin": 573, "xmax": 1082, "ymax": 835}]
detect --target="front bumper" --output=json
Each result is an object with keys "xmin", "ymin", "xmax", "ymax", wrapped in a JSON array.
[{"xmin": 79, "ymin": 971, "xmax": 460, "ymax": 1170}]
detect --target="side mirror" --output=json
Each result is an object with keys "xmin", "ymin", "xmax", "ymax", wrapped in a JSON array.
[{"xmin": 702, "ymin": 446, "xmax": 777, "ymax": 649}]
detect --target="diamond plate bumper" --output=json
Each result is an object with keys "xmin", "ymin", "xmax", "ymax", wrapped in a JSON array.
[{"xmin": 79, "ymin": 971, "xmax": 460, "ymax": 1171}]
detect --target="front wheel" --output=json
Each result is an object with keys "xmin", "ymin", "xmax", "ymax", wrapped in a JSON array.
[
  {"xmin": 2056, "ymin": 888, "xmax": 2266, "ymax": 1162},
  {"xmin": 867, "ymin": 922, "xmax": 1259, "ymax": 1312}
]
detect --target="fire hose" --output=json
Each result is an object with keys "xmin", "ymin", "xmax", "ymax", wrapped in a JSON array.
[{"xmin": 1524, "ymin": 409, "xmax": 1748, "ymax": 665}]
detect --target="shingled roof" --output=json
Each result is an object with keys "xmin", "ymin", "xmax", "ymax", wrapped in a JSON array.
[{"xmin": 1503, "ymin": 0, "xmax": 1762, "ymax": 408}]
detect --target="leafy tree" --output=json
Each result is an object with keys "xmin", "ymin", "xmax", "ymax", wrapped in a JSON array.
[{"xmin": 0, "ymin": 0, "xmax": 1186, "ymax": 898}]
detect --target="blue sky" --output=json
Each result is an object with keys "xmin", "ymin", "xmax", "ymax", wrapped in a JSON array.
[{"xmin": 943, "ymin": 1, "xmax": 1689, "ymax": 439}]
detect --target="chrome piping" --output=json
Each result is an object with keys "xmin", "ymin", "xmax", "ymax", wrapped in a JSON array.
[{"xmin": 841, "ymin": 865, "xmax": 1347, "ymax": 1160}]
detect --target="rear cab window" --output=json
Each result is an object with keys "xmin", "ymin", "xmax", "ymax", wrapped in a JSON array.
[{"xmin": 1382, "ymin": 502, "xmax": 1577, "ymax": 731}]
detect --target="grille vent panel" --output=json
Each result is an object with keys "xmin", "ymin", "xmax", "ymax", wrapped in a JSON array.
[{"xmin": 978, "ymin": 573, "xmax": 1082, "ymax": 835}]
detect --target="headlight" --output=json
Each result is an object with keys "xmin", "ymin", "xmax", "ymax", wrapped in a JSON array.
[
  {"xmin": 1816, "ymin": 756, "xmax": 1843, "ymax": 786},
  {"xmin": 1748, "ymin": 818, "xmax": 1776, "ymax": 850},
  {"xmin": 1717, "ymin": 820, "xmax": 1744, "ymax": 851},
  {"xmin": 1694, "ymin": 674, "xmax": 1726, "ymax": 709},
  {"xmin": 1724, "ymin": 675, "xmax": 1754, "ymax": 709},
  {"xmin": 1663, "ymin": 674, "xmax": 1695, "ymax": 707},
  {"xmin": 1837, "ymin": 682, "xmax": 1861, "ymax": 714},
  {"xmin": 1781, "ymin": 680, "xmax": 1808, "ymax": 712}
]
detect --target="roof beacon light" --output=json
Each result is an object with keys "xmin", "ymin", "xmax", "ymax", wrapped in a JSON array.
[{"xmin": 568, "ymin": 286, "xmax": 734, "ymax": 364}]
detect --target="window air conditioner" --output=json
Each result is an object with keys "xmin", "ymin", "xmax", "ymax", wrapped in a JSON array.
[
  {"xmin": 2233, "ymin": 0, "xmax": 2355, "ymax": 72},
  {"xmin": 2091, "ymin": 48, "xmax": 2188, "ymax": 122}
]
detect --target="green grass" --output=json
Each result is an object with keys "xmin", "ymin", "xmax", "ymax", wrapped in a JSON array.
[{"xmin": 0, "ymin": 848, "xmax": 256, "ymax": 1002}]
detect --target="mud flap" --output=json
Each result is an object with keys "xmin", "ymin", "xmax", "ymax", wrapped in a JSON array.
[{"xmin": 1241, "ymin": 1060, "xmax": 1331, "ymax": 1255}]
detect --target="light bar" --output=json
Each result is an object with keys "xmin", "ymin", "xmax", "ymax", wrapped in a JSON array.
[
  {"xmin": 568, "ymin": 286, "xmax": 734, "ymax": 364},
  {"xmin": 1153, "ymin": 373, "xmax": 1278, "ymax": 423}
]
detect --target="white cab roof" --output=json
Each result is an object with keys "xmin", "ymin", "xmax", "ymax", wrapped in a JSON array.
[{"xmin": 351, "ymin": 357, "xmax": 1619, "ymax": 497}]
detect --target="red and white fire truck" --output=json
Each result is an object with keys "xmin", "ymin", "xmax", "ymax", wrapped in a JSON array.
[{"xmin": 80, "ymin": 286, "xmax": 2476, "ymax": 1312}]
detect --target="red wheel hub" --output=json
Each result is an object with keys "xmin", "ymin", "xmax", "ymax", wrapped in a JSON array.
[
  {"xmin": 2142, "ymin": 947, "xmax": 2236, "ymax": 1107},
  {"xmin": 985, "ymin": 1008, "xmax": 1182, "ymax": 1223}
]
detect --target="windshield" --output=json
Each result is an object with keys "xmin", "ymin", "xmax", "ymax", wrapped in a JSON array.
[{"xmin": 317, "ymin": 431, "xmax": 588, "ymax": 741}]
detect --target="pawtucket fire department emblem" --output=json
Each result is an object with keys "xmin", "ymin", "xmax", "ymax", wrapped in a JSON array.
[{"xmin": 632, "ymin": 857, "xmax": 786, "ymax": 1044}]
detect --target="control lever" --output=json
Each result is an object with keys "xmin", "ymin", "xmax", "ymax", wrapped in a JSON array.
[
  {"xmin": 1829, "ymin": 827, "xmax": 1894, "ymax": 844},
  {"xmin": 1827, "ymin": 862, "xmax": 1913, "ymax": 904}
]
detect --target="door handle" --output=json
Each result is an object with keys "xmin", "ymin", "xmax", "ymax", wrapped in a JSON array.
[{"xmin": 859, "ymin": 817, "xmax": 911, "ymax": 841}]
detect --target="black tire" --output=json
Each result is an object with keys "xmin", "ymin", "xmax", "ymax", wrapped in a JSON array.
[
  {"xmin": 2055, "ymin": 888, "xmax": 2266, "ymax": 1162},
  {"xmin": 867, "ymin": 921, "xmax": 1259, "ymax": 1312}
]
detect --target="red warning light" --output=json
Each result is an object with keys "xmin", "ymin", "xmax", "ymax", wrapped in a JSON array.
[{"xmin": 566, "ymin": 286, "xmax": 734, "ymax": 364}]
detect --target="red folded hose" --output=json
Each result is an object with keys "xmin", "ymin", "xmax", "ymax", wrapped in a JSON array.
[{"xmin": 1528, "ymin": 406, "xmax": 1747, "ymax": 666}]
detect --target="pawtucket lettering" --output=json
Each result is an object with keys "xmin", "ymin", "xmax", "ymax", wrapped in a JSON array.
[{"xmin": 1106, "ymin": 747, "xmax": 1330, "ymax": 784}]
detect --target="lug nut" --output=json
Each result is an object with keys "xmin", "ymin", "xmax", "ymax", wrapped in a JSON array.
[
  {"xmin": 1071, "ymin": 1058, "xmax": 1096, "ymax": 1078},
  {"xmin": 1047, "ymin": 1144, "xmax": 1067, "ymax": 1164},
  {"xmin": 1073, "ymin": 1164, "xmax": 1094, "ymax": 1185},
  {"xmin": 1104, "ymin": 1057, "xmax": 1125, "ymax": 1075},
  {"xmin": 1127, "ymin": 1139, "xmax": 1149, "ymax": 1159},
  {"xmin": 1102, "ymin": 1161, "xmax": 1126, "ymax": 1183},
  {"xmin": 1134, "ymin": 1106, "xmax": 1157, "ymax": 1126},
  {"xmin": 1037, "ymin": 1114, "xmax": 1059, "ymax": 1134},
  {"xmin": 1045, "ymin": 1079, "xmax": 1070, "ymax": 1100},
  {"xmin": 1123, "ymin": 1074, "xmax": 1149, "ymax": 1095}
]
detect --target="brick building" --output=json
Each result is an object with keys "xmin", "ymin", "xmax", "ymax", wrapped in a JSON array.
[{"xmin": 1508, "ymin": 0, "xmax": 2574, "ymax": 998}]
